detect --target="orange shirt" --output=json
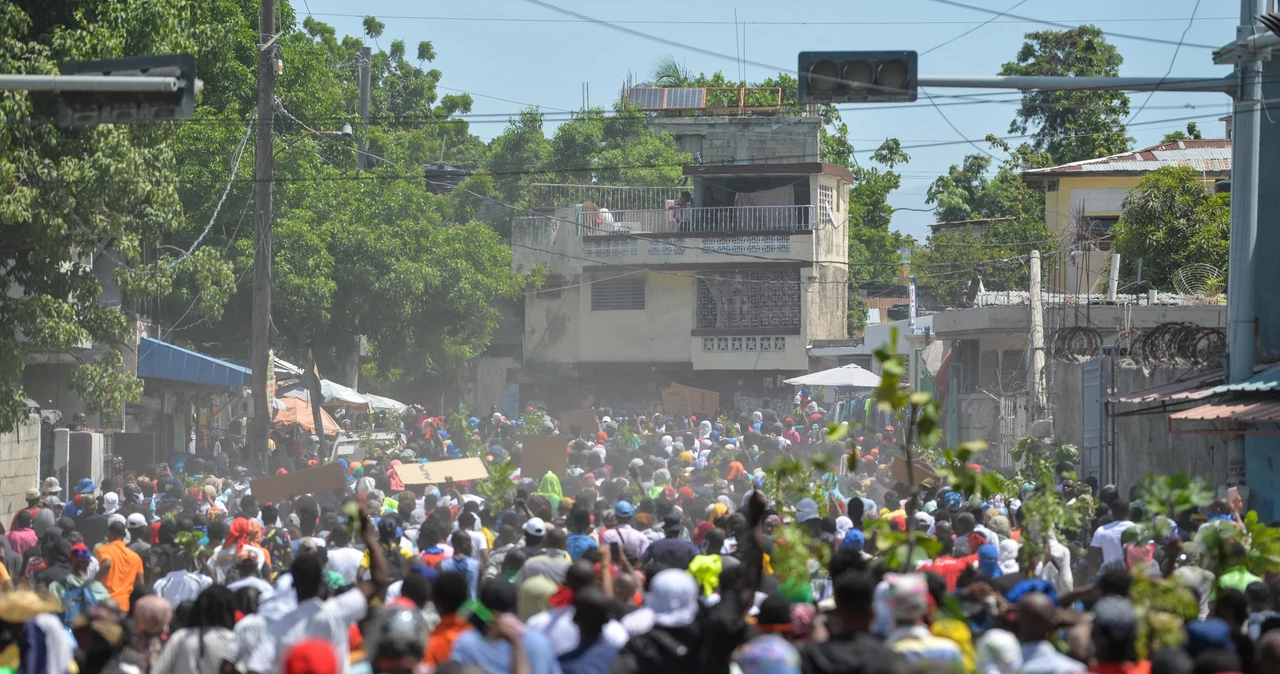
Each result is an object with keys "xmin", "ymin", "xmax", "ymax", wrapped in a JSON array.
[
  {"xmin": 96, "ymin": 540, "xmax": 143, "ymax": 610},
  {"xmin": 425, "ymin": 613, "xmax": 472, "ymax": 667}
]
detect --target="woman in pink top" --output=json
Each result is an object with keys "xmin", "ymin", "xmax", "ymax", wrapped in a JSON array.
[{"xmin": 4, "ymin": 510, "xmax": 38, "ymax": 557}]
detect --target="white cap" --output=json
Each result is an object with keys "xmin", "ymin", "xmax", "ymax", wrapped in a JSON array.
[
  {"xmin": 127, "ymin": 513, "xmax": 149, "ymax": 528},
  {"xmin": 523, "ymin": 517, "xmax": 547, "ymax": 537}
]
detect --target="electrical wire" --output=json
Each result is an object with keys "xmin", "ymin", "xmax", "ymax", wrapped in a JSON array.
[
  {"xmin": 922, "ymin": 0, "xmax": 1031, "ymax": 56},
  {"xmin": 920, "ymin": 87, "xmax": 999, "ymax": 159},
  {"xmin": 1127, "ymin": 0, "xmax": 1204, "ymax": 125},
  {"xmin": 924, "ymin": 0, "xmax": 1221, "ymax": 49}
]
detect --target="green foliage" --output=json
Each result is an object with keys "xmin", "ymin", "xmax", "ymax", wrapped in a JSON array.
[
  {"xmin": 445, "ymin": 408, "xmax": 480, "ymax": 457},
  {"xmin": 1136, "ymin": 473, "xmax": 1215, "ymax": 521},
  {"xmin": 869, "ymin": 517, "xmax": 942, "ymax": 571},
  {"xmin": 1161, "ymin": 122, "xmax": 1203, "ymax": 144},
  {"xmin": 762, "ymin": 454, "xmax": 830, "ymax": 516},
  {"xmin": 1113, "ymin": 166, "xmax": 1230, "ymax": 291},
  {"xmin": 362, "ymin": 16, "xmax": 385, "ymax": 40},
  {"xmin": 474, "ymin": 459, "xmax": 518, "ymax": 516},
  {"xmin": 847, "ymin": 296, "xmax": 868, "ymax": 336},
  {"xmin": 1009, "ymin": 437, "xmax": 1079, "ymax": 478},
  {"xmin": 66, "ymin": 349, "xmax": 144, "ymax": 422},
  {"xmin": 999, "ymin": 25, "xmax": 1133, "ymax": 164}
]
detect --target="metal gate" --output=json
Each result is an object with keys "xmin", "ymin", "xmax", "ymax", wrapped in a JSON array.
[
  {"xmin": 996, "ymin": 393, "xmax": 1028, "ymax": 469},
  {"xmin": 946, "ymin": 363, "xmax": 963, "ymax": 447},
  {"xmin": 1081, "ymin": 357, "xmax": 1110, "ymax": 485}
]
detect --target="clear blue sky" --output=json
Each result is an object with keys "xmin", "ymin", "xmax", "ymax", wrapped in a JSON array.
[{"xmin": 302, "ymin": 0, "xmax": 1236, "ymax": 240}]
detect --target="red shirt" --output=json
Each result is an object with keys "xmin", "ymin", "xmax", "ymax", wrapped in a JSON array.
[
  {"xmin": 919, "ymin": 554, "xmax": 976, "ymax": 591},
  {"xmin": 1090, "ymin": 663, "xmax": 1151, "ymax": 674}
]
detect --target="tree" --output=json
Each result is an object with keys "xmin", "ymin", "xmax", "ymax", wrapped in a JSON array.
[
  {"xmin": 1112, "ymin": 166, "xmax": 1230, "ymax": 291},
  {"xmin": 848, "ymin": 140, "xmax": 913, "ymax": 285},
  {"xmin": 1161, "ymin": 122, "xmax": 1203, "ymax": 144},
  {"xmin": 649, "ymin": 55, "xmax": 692, "ymax": 87},
  {"xmin": 0, "ymin": 0, "xmax": 247, "ymax": 432},
  {"xmin": 1000, "ymin": 26, "xmax": 1133, "ymax": 165},
  {"xmin": 916, "ymin": 139, "xmax": 1056, "ymax": 307}
]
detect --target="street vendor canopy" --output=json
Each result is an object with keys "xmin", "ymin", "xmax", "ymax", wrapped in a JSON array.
[
  {"xmin": 281, "ymin": 379, "xmax": 370, "ymax": 410},
  {"xmin": 363, "ymin": 392, "xmax": 407, "ymax": 412},
  {"xmin": 138, "ymin": 337, "xmax": 251, "ymax": 388},
  {"xmin": 784, "ymin": 363, "xmax": 881, "ymax": 388},
  {"xmin": 273, "ymin": 396, "xmax": 340, "ymax": 435}
]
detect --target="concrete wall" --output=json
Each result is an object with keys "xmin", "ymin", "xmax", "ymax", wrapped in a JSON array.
[
  {"xmin": 1050, "ymin": 360, "xmax": 1229, "ymax": 493},
  {"xmin": 648, "ymin": 116, "xmax": 820, "ymax": 165},
  {"xmin": 0, "ymin": 416, "xmax": 41, "ymax": 522},
  {"xmin": 580, "ymin": 272, "xmax": 694, "ymax": 363}
]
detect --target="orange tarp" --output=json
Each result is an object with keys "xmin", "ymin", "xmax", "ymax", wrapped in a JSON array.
[{"xmin": 272, "ymin": 397, "xmax": 340, "ymax": 435}]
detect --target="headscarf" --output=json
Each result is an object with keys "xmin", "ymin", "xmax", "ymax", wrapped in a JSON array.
[
  {"xmin": 835, "ymin": 516, "xmax": 854, "ymax": 542},
  {"xmin": 977, "ymin": 544, "xmax": 1003, "ymax": 578},
  {"xmin": 998, "ymin": 539, "xmax": 1020, "ymax": 575},
  {"xmin": 536, "ymin": 472, "xmax": 562, "ymax": 512},
  {"xmin": 33, "ymin": 507, "xmax": 56, "ymax": 538},
  {"xmin": 698, "ymin": 420, "xmax": 712, "ymax": 438},
  {"xmin": 224, "ymin": 518, "xmax": 250, "ymax": 553},
  {"xmin": 709, "ymin": 503, "xmax": 731, "ymax": 522},
  {"xmin": 517, "ymin": 575, "xmax": 558, "ymax": 621},
  {"xmin": 688, "ymin": 554, "xmax": 722, "ymax": 596},
  {"xmin": 246, "ymin": 519, "xmax": 264, "ymax": 545},
  {"xmin": 693, "ymin": 521, "xmax": 716, "ymax": 547}
]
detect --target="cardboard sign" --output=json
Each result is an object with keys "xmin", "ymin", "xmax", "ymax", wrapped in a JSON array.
[
  {"xmin": 674, "ymin": 383, "xmax": 720, "ymax": 419},
  {"xmin": 392, "ymin": 458, "xmax": 490, "ymax": 485},
  {"xmin": 252, "ymin": 463, "xmax": 347, "ymax": 504},
  {"xmin": 559, "ymin": 408, "xmax": 599, "ymax": 437},
  {"xmin": 891, "ymin": 455, "xmax": 938, "ymax": 489},
  {"xmin": 662, "ymin": 386, "xmax": 690, "ymax": 416},
  {"xmin": 521, "ymin": 434, "xmax": 568, "ymax": 480}
]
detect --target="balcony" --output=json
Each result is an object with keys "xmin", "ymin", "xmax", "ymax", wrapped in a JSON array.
[{"xmin": 581, "ymin": 204, "xmax": 814, "ymax": 235}]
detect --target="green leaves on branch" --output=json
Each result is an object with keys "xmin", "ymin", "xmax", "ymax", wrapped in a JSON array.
[
  {"xmin": 66, "ymin": 349, "xmax": 143, "ymax": 424},
  {"xmin": 475, "ymin": 459, "xmax": 518, "ymax": 517}
]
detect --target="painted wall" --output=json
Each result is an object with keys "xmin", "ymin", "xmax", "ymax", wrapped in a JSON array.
[
  {"xmin": 579, "ymin": 272, "xmax": 694, "ymax": 363},
  {"xmin": 0, "ymin": 416, "xmax": 41, "ymax": 522}
]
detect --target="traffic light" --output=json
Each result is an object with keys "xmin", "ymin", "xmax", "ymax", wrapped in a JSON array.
[
  {"xmin": 798, "ymin": 51, "xmax": 918, "ymax": 104},
  {"xmin": 58, "ymin": 54, "xmax": 196, "ymax": 126}
]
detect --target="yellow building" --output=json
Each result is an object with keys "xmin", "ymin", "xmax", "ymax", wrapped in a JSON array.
[{"xmin": 1022, "ymin": 138, "xmax": 1231, "ymax": 293}]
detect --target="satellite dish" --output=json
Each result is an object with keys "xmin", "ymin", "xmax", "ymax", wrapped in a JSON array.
[{"xmin": 1172, "ymin": 263, "xmax": 1223, "ymax": 299}]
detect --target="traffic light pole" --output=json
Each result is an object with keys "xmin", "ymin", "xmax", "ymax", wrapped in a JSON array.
[
  {"xmin": 916, "ymin": 74, "xmax": 1234, "ymax": 93},
  {"xmin": 0, "ymin": 74, "xmax": 190, "ymax": 92},
  {"xmin": 249, "ymin": 0, "xmax": 277, "ymax": 470}
]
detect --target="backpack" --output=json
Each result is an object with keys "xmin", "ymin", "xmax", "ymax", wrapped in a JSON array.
[{"xmin": 61, "ymin": 583, "xmax": 98, "ymax": 627}]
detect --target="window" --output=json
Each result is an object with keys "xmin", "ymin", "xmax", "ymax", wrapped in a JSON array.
[
  {"xmin": 591, "ymin": 275, "xmax": 645, "ymax": 310},
  {"xmin": 1076, "ymin": 216, "xmax": 1119, "ymax": 251},
  {"xmin": 696, "ymin": 270, "xmax": 801, "ymax": 329},
  {"xmin": 818, "ymin": 184, "xmax": 835, "ymax": 227}
]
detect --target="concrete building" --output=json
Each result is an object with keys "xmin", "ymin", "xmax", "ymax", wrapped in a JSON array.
[
  {"xmin": 510, "ymin": 160, "xmax": 852, "ymax": 416},
  {"xmin": 648, "ymin": 116, "xmax": 821, "ymax": 165},
  {"xmin": 1022, "ymin": 138, "xmax": 1231, "ymax": 293}
]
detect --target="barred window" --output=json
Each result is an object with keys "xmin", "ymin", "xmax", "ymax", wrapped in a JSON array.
[
  {"xmin": 818, "ymin": 184, "xmax": 835, "ymax": 227},
  {"xmin": 696, "ymin": 270, "xmax": 801, "ymax": 329},
  {"xmin": 591, "ymin": 275, "xmax": 645, "ymax": 310}
]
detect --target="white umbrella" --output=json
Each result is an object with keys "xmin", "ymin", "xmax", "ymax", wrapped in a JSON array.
[
  {"xmin": 363, "ymin": 392, "xmax": 407, "ymax": 412},
  {"xmin": 281, "ymin": 379, "xmax": 371, "ymax": 409},
  {"xmin": 784, "ymin": 363, "xmax": 881, "ymax": 388}
]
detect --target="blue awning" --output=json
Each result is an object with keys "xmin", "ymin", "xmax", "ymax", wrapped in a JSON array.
[{"xmin": 137, "ymin": 337, "xmax": 251, "ymax": 387}]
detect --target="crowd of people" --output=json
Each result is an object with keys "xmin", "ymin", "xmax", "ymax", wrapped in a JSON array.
[{"xmin": 0, "ymin": 401, "xmax": 1276, "ymax": 674}]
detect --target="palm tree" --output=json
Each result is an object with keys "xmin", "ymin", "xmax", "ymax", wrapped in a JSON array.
[{"xmin": 650, "ymin": 54, "xmax": 692, "ymax": 87}]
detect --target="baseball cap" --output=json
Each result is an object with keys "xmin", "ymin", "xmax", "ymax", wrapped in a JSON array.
[
  {"xmin": 662, "ymin": 512, "xmax": 683, "ymax": 533},
  {"xmin": 24, "ymin": 488, "xmax": 39, "ymax": 500},
  {"xmin": 646, "ymin": 569, "xmax": 699, "ymax": 628},
  {"xmin": 523, "ymin": 517, "xmax": 547, "ymax": 537},
  {"xmin": 614, "ymin": 501, "xmax": 634, "ymax": 517},
  {"xmin": 127, "ymin": 513, "xmax": 149, "ymax": 529}
]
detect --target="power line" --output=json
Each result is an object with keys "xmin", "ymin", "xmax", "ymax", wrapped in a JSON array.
[
  {"xmin": 924, "ymin": 0, "xmax": 1221, "ymax": 49},
  {"xmin": 922, "ymin": 0, "xmax": 1032, "ymax": 56},
  {"xmin": 1127, "ymin": 0, "xmax": 1204, "ymax": 125},
  {"xmin": 307, "ymin": 11, "xmax": 1236, "ymax": 26},
  {"xmin": 920, "ymin": 87, "xmax": 1000, "ymax": 159}
]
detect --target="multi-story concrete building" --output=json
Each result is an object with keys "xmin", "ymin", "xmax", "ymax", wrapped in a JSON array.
[{"xmin": 509, "ymin": 160, "xmax": 852, "ymax": 415}]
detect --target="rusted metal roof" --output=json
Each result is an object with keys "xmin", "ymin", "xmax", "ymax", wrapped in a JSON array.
[
  {"xmin": 1169, "ymin": 400, "xmax": 1280, "ymax": 426},
  {"xmin": 1023, "ymin": 139, "xmax": 1231, "ymax": 176}
]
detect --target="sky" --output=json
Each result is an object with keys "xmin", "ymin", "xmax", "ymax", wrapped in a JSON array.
[{"xmin": 301, "ymin": 0, "xmax": 1238, "ymax": 240}]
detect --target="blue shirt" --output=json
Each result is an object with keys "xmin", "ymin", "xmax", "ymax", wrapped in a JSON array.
[
  {"xmin": 450, "ymin": 628, "xmax": 563, "ymax": 674},
  {"xmin": 565, "ymin": 533, "xmax": 598, "ymax": 562},
  {"xmin": 437, "ymin": 555, "xmax": 479, "ymax": 599}
]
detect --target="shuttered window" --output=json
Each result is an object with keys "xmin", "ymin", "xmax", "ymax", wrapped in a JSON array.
[{"xmin": 591, "ymin": 275, "xmax": 645, "ymax": 310}]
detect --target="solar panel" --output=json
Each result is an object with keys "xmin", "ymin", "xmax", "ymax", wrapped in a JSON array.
[{"xmin": 627, "ymin": 87, "xmax": 706, "ymax": 110}]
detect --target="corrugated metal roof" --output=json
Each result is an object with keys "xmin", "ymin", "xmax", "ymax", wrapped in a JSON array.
[
  {"xmin": 1024, "ymin": 139, "xmax": 1231, "ymax": 176},
  {"xmin": 1170, "ymin": 399, "xmax": 1280, "ymax": 423},
  {"xmin": 1106, "ymin": 367, "xmax": 1228, "ymax": 404},
  {"xmin": 1203, "ymin": 363, "xmax": 1280, "ymax": 394}
]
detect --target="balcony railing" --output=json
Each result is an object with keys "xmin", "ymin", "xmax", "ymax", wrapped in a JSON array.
[
  {"xmin": 529, "ymin": 183, "xmax": 683, "ymax": 211},
  {"xmin": 580, "ymin": 204, "xmax": 814, "ymax": 235}
]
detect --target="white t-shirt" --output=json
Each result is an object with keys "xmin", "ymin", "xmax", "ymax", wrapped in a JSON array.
[
  {"xmin": 467, "ymin": 530, "xmax": 489, "ymax": 560},
  {"xmin": 209, "ymin": 544, "xmax": 267, "ymax": 584},
  {"xmin": 154, "ymin": 627, "xmax": 238, "ymax": 674},
  {"xmin": 525, "ymin": 607, "xmax": 629, "ymax": 656},
  {"xmin": 1090, "ymin": 520, "xmax": 1136, "ymax": 566},
  {"xmin": 153, "ymin": 571, "xmax": 213, "ymax": 608},
  {"xmin": 245, "ymin": 588, "xmax": 368, "ymax": 674},
  {"xmin": 326, "ymin": 546, "xmax": 365, "ymax": 585}
]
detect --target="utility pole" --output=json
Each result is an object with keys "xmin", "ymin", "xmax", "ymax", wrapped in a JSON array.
[
  {"xmin": 249, "ymin": 0, "xmax": 277, "ymax": 468},
  {"xmin": 344, "ymin": 45, "xmax": 373, "ymax": 390},
  {"xmin": 1225, "ymin": 0, "xmax": 1265, "ymax": 488},
  {"xmin": 1028, "ymin": 250, "xmax": 1047, "ymax": 420}
]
